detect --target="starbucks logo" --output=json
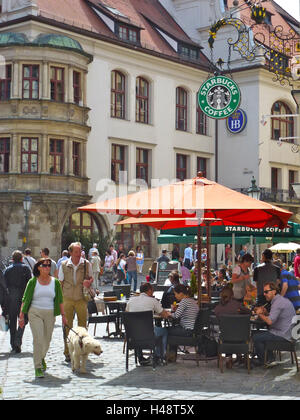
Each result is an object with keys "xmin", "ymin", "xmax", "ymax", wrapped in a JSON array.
[
  {"xmin": 159, "ymin": 262, "xmax": 168, "ymax": 270},
  {"xmin": 198, "ymin": 76, "xmax": 241, "ymax": 120}
]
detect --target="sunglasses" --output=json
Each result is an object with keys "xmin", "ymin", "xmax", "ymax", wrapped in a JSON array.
[
  {"xmin": 263, "ymin": 289, "xmax": 273, "ymax": 294},
  {"xmin": 41, "ymin": 263, "xmax": 51, "ymax": 268}
]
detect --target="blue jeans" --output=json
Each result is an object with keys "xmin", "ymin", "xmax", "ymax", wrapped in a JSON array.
[
  {"xmin": 154, "ymin": 326, "xmax": 168, "ymax": 358},
  {"xmin": 127, "ymin": 271, "xmax": 137, "ymax": 291},
  {"xmin": 252, "ymin": 331, "xmax": 290, "ymax": 362}
]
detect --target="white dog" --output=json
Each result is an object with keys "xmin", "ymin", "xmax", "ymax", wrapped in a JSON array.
[{"xmin": 68, "ymin": 327, "xmax": 103, "ymax": 373}]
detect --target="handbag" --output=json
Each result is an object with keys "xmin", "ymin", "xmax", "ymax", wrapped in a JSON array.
[
  {"xmin": 198, "ymin": 334, "xmax": 218, "ymax": 357},
  {"xmin": 0, "ymin": 314, "xmax": 9, "ymax": 332},
  {"xmin": 83, "ymin": 260, "xmax": 96, "ymax": 302}
]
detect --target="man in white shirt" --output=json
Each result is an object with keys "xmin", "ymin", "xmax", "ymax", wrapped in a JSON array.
[
  {"xmin": 23, "ymin": 248, "xmax": 37, "ymax": 273},
  {"xmin": 126, "ymin": 283, "xmax": 170, "ymax": 365}
]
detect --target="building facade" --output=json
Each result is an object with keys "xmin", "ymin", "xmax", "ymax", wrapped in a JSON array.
[{"xmin": 0, "ymin": 0, "xmax": 215, "ymax": 260}]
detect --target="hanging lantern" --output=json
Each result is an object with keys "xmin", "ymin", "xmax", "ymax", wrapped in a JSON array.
[{"xmin": 251, "ymin": 5, "xmax": 266, "ymax": 24}]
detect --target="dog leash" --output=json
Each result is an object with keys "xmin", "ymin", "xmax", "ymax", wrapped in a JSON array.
[{"xmin": 64, "ymin": 324, "xmax": 84, "ymax": 349}]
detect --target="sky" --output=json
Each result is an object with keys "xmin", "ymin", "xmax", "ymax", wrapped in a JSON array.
[{"xmin": 273, "ymin": 0, "xmax": 300, "ymax": 20}]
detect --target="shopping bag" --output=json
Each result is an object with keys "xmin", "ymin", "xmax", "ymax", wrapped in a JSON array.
[{"xmin": 0, "ymin": 314, "xmax": 8, "ymax": 332}]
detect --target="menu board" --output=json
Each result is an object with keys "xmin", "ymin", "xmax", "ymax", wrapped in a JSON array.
[{"xmin": 155, "ymin": 261, "xmax": 181, "ymax": 285}]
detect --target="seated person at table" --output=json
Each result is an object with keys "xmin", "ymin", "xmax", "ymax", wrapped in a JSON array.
[
  {"xmin": 252, "ymin": 282, "xmax": 296, "ymax": 367},
  {"xmin": 167, "ymin": 284, "xmax": 199, "ymax": 359},
  {"xmin": 126, "ymin": 282, "xmax": 170, "ymax": 365},
  {"xmin": 214, "ymin": 286, "xmax": 251, "ymax": 318},
  {"xmin": 161, "ymin": 271, "xmax": 180, "ymax": 309},
  {"xmin": 213, "ymin": 269, "xmax": 228, "ymax": 291}
]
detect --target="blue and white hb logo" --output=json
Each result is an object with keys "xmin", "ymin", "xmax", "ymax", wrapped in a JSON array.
[{"xmin": 226, "ymin": 109, "xmax": 247, "ymax": 134}]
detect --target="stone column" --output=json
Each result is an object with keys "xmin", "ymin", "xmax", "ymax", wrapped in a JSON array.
[
  {"xmin": 12, "ymin": 61, "xmax": 19, "ymax": 98},
  {"xmin": 42, "ymin": 61, "xmax": 49, "ymax": 100}
]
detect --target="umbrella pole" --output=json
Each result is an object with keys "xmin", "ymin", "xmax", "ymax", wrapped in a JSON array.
[
  {"xmin": 197, "ymin": 224, "xmax": 202, "ymax": 307},
  {"xmin": 207, "ymin": 222, "xmax": 211, "ymax": 303}
]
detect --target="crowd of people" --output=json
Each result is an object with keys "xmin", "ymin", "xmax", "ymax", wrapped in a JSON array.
[{"xmin": 0, "ymin": 240, "xmax": 300, "ymax": 376}]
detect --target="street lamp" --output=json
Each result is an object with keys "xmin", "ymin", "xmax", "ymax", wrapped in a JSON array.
[
  {"xmin": 23, "ymin": 194, "xmax": 32, "ymax": 250},
  {"xmin": 247, "ymin": 176, "xmax": 260, "ymax": 200}
]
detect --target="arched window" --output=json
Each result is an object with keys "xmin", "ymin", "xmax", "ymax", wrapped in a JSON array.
[
  {"xmin": 68, "ymin": 212, "xmax": 99, "ymax": 237},
  {"xmin": 136, "ymin": 77, "xmax": 149, "ymax": 124},
  {"xmin": 271, "ymin": 101, "xmax": 294, "ymax": 141},
  {"xmin": 111, "ymin": 70, "xmax": 125, "ymax": 119},
  {"xmin": 176, "ymin": 87, "xmax": 188, "ymax": 131},
  {"xmin": 115, "ymin": 223, "xmax": 151, "ymax": 257}
]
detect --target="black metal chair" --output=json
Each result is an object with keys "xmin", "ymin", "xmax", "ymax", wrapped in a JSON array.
[
  {"xmin": 122, "ymin": 311, "xmax": 162, "ymax": 371},
  {"xmin": 167, "ymin": 308, "xmax": 211, "ymax": 366},
  {"xmin": 218, "ymin": 314, "xmax": 251, "ymax": 374},
  {"xmin": 87, "ymin": 300, "xmax": 117, "ymax": 337},
  {"xmin": 153, "ymin": 285, "xmax": 170, "ymax": 293},
  {"xmin": 113, "ymin": 285, "xmax": 131, "ymax": 299},
  {"xmin": 264, "ymin": 339, "xmax": 299, "ymax": 372}
]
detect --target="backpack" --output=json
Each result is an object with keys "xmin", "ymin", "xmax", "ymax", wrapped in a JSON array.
[{"xmin": 198, "ymin": 334, "xmax": 218, "ymax": 358}]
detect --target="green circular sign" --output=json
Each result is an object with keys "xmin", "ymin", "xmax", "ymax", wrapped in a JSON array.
[{"xmin": 198, "ymin": 76, "xmax": 241, "ymax": 120}]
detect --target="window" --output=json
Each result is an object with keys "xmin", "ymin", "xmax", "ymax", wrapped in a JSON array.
[
  {"xmin": 136, "ymin": 77, "xmax": 149, "ymax": 124},
  {"xmin": 0, "ymin": 64, "xmax": 11, "ymax": 101},
  {"xmin": 21, "ymin": 138, "xmax": 38, "ymax": 173},
  {"xmin": 23, "ymin": 65, "xmax": 39, "ymax": 99},
  {"xmin": 197, "ymin": 157, "xmax": 207, "ymax": 178},
  {"xmin": 111, "ymin": 144, "xmax": 125, "ymax": 183},
  {"xmin": 0, "ymin": 138, "xmax": 10, "ymax": 173},
  {"xmin": 176, "ymin": 153, "xmax": 187, "ymax": 181},
  {"xmin": 49, "ymin": 139, "xmax": 64, "ymax": 174},
  {"xmin": 117, "ymin": 24, "xmax": 139, "ymax": 43},
  {"xmin": 271, "ymin": 102, "xmax": 294, "ymax": 141},
  {"xmin": 176, "ymin": 87, "xmax": 188, "ymax": 131},
  {"xmin": 136, "ymin": 148, "xmax": 149, "ymax": 183},
  {"xmin": 178, "ymin": 43, "xmax": 199, "ymax": 60},
  {"xmin": 111, "ymin": 70, "xmax": 125, "ymax": 119},
  {"xmin": 271, "ymin": 167, "xmax": 279, "ymax": 190},
  {"xmin": 73, "ymin": 71, "xmax": 81, "ymax": 104},
  {"xmin": 69, "ymin": 212, "xmax": 98, "ymax": 237},
  {"xmin": 50, "ymin": 67, "xmax": 64, "ymax": 102},
  {"xmin": 116, "ymin": 223, "xmax": 151, "ymax": 257},
  {"xmin": 289, "ymin": 170, "xmax": 297, "ymax": 198},
  {"xmin": 196, "ymin": 99, "xmax": 208, "ymax": 135},
  {"xmin": 73, "ymin": 141, "xmax": 80, "ymax": 176}
]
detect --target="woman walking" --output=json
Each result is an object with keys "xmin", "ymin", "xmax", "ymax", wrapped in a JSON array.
[
  {"xmin": 136, "ymin": 246, "xmax": 144, "ymax": 274},
  {"xmin": 19, "ymin": 258, "xmax": 67, "ymax": 378},
  {"xmin": 126, "ymin": 251, "xmax": 138, "ymax": 292},
  {"xmin": 116, "ymin": 253, "xmax": 127, "ymax": 285}
]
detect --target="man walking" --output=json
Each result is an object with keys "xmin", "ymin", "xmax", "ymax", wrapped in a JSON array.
[
  {"xmin": 278, "ymin": 261, "xmax": 300, "ymax": 312},
  {"xmin": 4, "ymin": 250, "xmax": 32, "ymax": 353},
  {"xmin": 183, "ymin": 244, "xmax": 193, "ymax": 269},
  {"xmin": 58, "ymin": 242, "xmax": 93, "ymax": 362}
]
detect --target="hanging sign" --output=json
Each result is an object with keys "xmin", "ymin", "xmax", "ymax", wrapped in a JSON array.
[
  {"xmin": 198, "ymin": 76, "xmax": 241, "ymax": 119},
  {"xmin": 226, "ymin": 108, "xmax": 247, "ymax": 133}
]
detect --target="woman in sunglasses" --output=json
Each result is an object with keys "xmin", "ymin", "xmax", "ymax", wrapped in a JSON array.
[{"xmin": 19, "ymin": 258, "xmax": 67, "ymax": 378}]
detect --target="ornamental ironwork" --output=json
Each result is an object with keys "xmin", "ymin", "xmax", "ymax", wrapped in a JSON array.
[{"xmin": 208, "ymin": 1, "xmax": 300, "ymax": 86}]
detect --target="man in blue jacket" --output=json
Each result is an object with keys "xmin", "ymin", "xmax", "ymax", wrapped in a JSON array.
[{"xmin": 4, "ymin": 250, "xmax": 31, "ymax": 353}]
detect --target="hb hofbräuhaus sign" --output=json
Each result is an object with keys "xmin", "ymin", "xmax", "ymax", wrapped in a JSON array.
[{"xmin": 198, "ymin": 76, "xmax": 241, "ymax": 119}]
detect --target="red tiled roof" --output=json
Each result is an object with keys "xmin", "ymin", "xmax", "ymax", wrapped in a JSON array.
[{"xmin": 34, "ymin": 0, "xmax": 210, "ymax": 67}]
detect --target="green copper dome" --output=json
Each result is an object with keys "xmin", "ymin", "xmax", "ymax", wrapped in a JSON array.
[
  {"xmin": 0, "ymin": 32, "xmax": 29, "ymax": 45},
  {"xmin": 34, "ymin": 33, "xmax": 83, "ymax": 52}
]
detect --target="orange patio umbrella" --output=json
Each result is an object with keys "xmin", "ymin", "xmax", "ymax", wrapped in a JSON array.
[
  {"xmin": 79, "ymin": 174, "xmax": 291, "ymax": 229},
  {"xmin": 79, "ymin": 173, "xmax": 292, "ymax": 305}
]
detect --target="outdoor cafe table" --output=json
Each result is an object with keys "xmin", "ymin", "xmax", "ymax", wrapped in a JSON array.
[{"xmin": 94, "ymin": 297, "xmax": 127, "ymax": 338}]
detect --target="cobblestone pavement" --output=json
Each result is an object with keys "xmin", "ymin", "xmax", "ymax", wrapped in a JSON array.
[{"xmin": 1, "ymin": 280, "xmax": 300, "ymax": 400}]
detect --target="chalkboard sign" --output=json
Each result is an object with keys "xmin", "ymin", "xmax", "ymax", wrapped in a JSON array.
[{"xmin": 155, "ymin": 261, "xmax": 181, "ymax": 285}]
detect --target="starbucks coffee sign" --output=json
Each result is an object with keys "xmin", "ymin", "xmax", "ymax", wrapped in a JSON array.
[{"xmin": 198, "ymin": 76, "xmax": 241, "ymax": 119}]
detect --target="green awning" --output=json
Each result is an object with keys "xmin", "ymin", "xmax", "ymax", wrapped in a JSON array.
[{"xmin": 157, "ymin": 234, "xmax": 273, "ymax": 245}]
